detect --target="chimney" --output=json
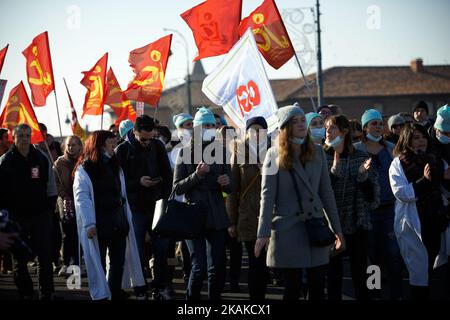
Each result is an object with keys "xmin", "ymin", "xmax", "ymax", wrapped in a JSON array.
[{"xmin": 411, "ymin": 58, "xmax": 423, "ymax": 73}]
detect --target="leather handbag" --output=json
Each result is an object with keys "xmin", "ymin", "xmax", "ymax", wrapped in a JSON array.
[
  {"xmin": 153, "ymin": 190, "xmax": 207, "ymax": 241},
  {"xmin": 289, "ymin": 170, "xmax": 336, "ymax": 247}
]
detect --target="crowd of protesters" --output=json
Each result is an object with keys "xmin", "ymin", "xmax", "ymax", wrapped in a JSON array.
[{"xmin": 0, "ymin": 100, "xmax": 449, "ymax": 301}]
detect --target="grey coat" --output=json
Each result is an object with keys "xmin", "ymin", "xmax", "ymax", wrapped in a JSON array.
[
  {"xmin": 258, "ymin": 144, "xmax": 342, "ymax": 268},
  {"xmin": 173, "ymin": 143, "xmax": 232, "ymax": 231}
]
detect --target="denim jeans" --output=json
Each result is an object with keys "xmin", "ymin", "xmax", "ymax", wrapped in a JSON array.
[
  {"xmin": 368, "ymin": 205, "xmax": 404, "ymax": 299},
  {"xmin": 185, "ymin": 229, "xmax": 227, "ymax": 300},
  {"xmin": 131, "ymin": 210, "xmax": 170, "ymax": 291}
]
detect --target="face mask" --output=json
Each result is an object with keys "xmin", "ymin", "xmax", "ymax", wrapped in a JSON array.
[
  {"xmin": 202, "ymin": 128, "xmax": 216, "ymax": 142},
  {"xmin": 325, "ymin": 135, "xmax": 342, "ymax": 148},
  {"xmin": 310, "ymin": 127, "xmax": 325, "ymax": 140},
  {"xmin": 177, "ymin": 129, "xmax": 192, "ymax": 144},
  {"xmin": 290, "ymin": 137, "xmax": 305, "ymax": 145},
  {"xmin": 366, "ymin": 133, "xmax": 382, "ymax": 142},
  {"xmin": 158, "ymin": 137, "xmax": 167, "ymax": 144},
  {"xmin": 436, "ymin": 131, "xmax": 450, "ymax": 144}
]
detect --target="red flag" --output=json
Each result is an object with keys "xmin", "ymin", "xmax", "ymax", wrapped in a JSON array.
[
  {"xmin": 63, "ymin": 79, "xmax": 87, "ymax": 141},
  {"xmin": 81, "ymin": 53, "xmax": 108, "ymax": 118},
  {"xmin": 239, "ymin": 0, "xmax": 294, "ymax": 69},
  {"xmin": 123, "ymin": 35, "xmax": 172, "ymax": 107},
  {"xmin": 105, "ymin": 68, "xmax": 136, "ymax": 126},
  {"xmin": 0, "ymin": 44, "xmax": 8, "ymax": 75},
  {"xmin": 22, "ymin": 32, "xmax": 55, "ymax": 106},
  {"xmin": 181, "ymin": 0, "xmax": 242, "ymax": 61},
  {"xmin": 0, "ymin": 82, "xmax": 44, "ymax": 144}
]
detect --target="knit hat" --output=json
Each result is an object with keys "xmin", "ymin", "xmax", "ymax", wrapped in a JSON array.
[
  {"xmin": 172, "ymin": 113, "xmax": 193, "ymax": 128},
  {"xmin": 246, "ymin": 116, "xmax": 268, "ymax": 131},
  {"xmin": 412, "ymin": 100, "xmax": 429, "ymax": 115},
  {"xmin": 434, "ymin": 104, "xmax": 450, "ymax": 132},
  {"xmin": 276, "ymin": 105, "xmax": 305, "ymax": 129},
  {"xmin": 119, "ymin": 119, "xmax": 134, "ymax": 138},
  {"xmin": 193, "ymin": 107, "xmax": 216, "ymax": 127},
  {"xmin": 387, "ymin": 114, "xmax": 405, "ymax": 130},
  {"xmin": 305, "ymin": 112, "xmax": 322, "ymax": 129},
  {"xmin": 220, "ymin": 115, "xmax": 228, "ymax": 126},
  {"xmin": 361, "ymin": 109, "xmax": 382, "ymax": 128}
]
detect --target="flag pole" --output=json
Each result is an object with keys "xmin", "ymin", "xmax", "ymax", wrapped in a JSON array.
[
  {"xmin": 293, "ymin": 54, "xmax": 317, "ymax": 112},
  {"xmin": 44, "ymin": 31, "xmax": 63, "ymax": 138},
  {"xmin": 272, "ymin": 2, "xmax": 318, "ymax": 112},
  {"xmin": 53, "ymin": 90, "xmax": 64, "ymax": 137},
  {"xmin": 153, "ymin": 103, "xmax": 159, "ymax": 122},
  {"xmin": 101, "ymin": 112, "xmax": 104, "ymax": 130},
  {"xmin": 42, "ymin": 138, "xmax": 63, "ymax": 186}
]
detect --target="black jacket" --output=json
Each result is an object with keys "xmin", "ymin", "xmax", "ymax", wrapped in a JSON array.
[
  {"xmin": 173, "ymin": 142, "xmax": 232, "ymax": 231},
  {"xmin": 0, "ymin": 145, "xmax": 49, "ymax": 217},
  {"xmin": 115, "ymin": 135, "xmax": 172, "ymax": 214}
]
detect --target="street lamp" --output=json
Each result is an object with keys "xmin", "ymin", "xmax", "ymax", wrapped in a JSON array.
[{"xmin": 163, "ymin": 28, "xmax": 192, "ymax": 116}]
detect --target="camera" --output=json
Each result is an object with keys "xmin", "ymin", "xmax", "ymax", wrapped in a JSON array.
[{"xmin": 0, "ymin": 209, "xmax": 34, "ymax": 262}]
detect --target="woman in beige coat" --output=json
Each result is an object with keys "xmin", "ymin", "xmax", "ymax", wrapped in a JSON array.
[
  {"xmin": 226, "ymin": 116, "xmax": 270, "ymax": 300},
  {"xmin": 255, "ymin": 105, "xmax": 343, "ymax": 300}
]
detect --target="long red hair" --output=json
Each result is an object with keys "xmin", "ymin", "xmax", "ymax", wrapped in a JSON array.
[{"xmin": 73, "ymin": 130, "xmax": 119, "ymax": 177}]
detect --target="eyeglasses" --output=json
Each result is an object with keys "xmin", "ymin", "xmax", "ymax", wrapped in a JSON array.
[{"xmin": 392, "ymin": 124, "xmax": 404, "ymax": 129}]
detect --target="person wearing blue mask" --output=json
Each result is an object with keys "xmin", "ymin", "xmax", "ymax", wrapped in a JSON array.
[
  {"xmin": 324, "ymin": 115, "xmax": 380, "ymax": 300},
  {"xmin": 306, "ymin": 112, "xmax": 325, "ymax": 145},
  {"xmin": 354, "ymin": 109, "xmax": 404, "ymax": 300},
  {"xmin": 255, "ymin": 105, "xmax": 343, "ymax": 300},
  {"xmin": 429, "ymin": 104, "xmax": 450, "ymax": 299},
  {"xmin": 173, "ymin": 106, "xmax": 232, "ymax": 300}
]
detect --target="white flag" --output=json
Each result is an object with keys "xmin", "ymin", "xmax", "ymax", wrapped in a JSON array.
[{"xmin": 202, "ymin": 28, "xmax": 278, "ymax": 133}]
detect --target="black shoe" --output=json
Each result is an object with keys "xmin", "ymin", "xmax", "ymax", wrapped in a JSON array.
[
  {"xmin": 39, "ymin": 292, "xmax": 55, "ymax": 300},
  {"xmin": 152, "ymin": 288, "xmax": 173, "ymax": 300}
]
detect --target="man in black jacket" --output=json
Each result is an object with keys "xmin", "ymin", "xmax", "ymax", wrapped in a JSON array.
[
  {"xmin": 0, "ymin": 124, "xmax": 55, "ymax": 300},
  {"xmin": 115, "ymin": 115, "xmax": 173, "ymax": 299}
]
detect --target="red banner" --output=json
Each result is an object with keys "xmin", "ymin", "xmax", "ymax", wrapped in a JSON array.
[
  {"xmin": 239, "ymin": 0, "xmax": 294, "ymax": 69},
  {"xmin": 22, "ymin": 32, "xmax": 55, "ymax": 106},
  {"xmin": 81, "ymin": 53, "xmax": 108, "ymax": 117},
  {"xmin": 105, "ymin": 68, "xmax": 136, "ymax": 126},
  {"xmin": 181, "ymin": 0, "xmax": 242, "ymax": 61},
  {"xmin": 0, "ymin": 82, "xmax": 44, "ymax": 144},
  {"xmin": 123, "ymin": 35, "xmax": 172, "ymax": 107},
  {"xmin": 0, "ymin": 44, "xmax": 8, "ymax": 75}
]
